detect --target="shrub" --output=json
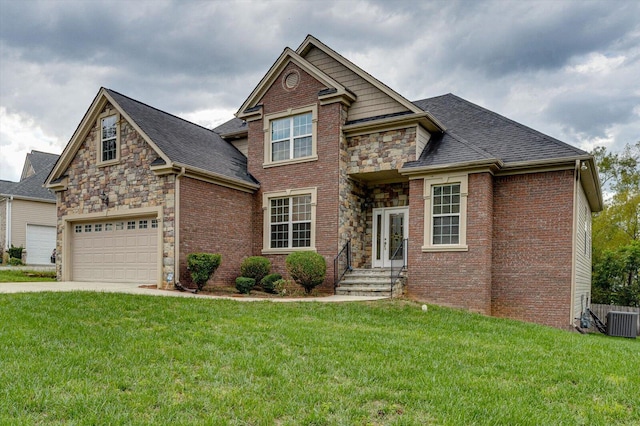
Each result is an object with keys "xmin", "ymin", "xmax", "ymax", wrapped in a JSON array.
[
  {"xmin": 240, "ymin": 256, "xmax": 271, "ymax": 283},
  {"xmin": 8, "ymin": 257, "xmax": 23, "ymax": 266},
  {"xmin": 8, "ymin": 245, "xmax": 23, "ymax": 260},
  {"xmin": 186, "ymin": 253, "xmax": 222, "ymax": 292},
  {"xmin": 285, "ymin": 251, "xmax": 326, "ymax": 294},
  {"xmin": 235, "ymin": 277, "xmax": 255, "ymax": 294},
  {"xmin": 260, "ymin": 273, "xmax": 282, "ymax": 293},
  {"xmin": 272, "ymin": 279, "xmax": 302, "ymax": 297}
]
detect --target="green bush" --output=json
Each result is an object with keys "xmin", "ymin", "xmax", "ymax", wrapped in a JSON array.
[
  {"xmin": 285, "ymin": 251, "xmax": 326, "ymax": 294},
  {"xmin": 8, "ymin": 245, "xmax": 23, "ymax": 260},
  {"xmin": 240, "ymin": 256, "xmax": 271, "ymax": 283},
  {"xmin": 260, "ymin": 273, "xmax": 282, "ymax": 293},
  {"xmin": 186, "ymin": 253, "xmax": 222, "ymax": 292},
  {"xmin": 8, "ymin": 257, "xmax": 23, "ymax": 266},
  {"xmin": 235, "ymin": 277, "xmax": 255, "ymax": 294}
]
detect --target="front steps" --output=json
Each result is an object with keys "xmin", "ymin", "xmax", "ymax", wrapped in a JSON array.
[{"xmin": 335, "ymin": 268, "xmax": 405, "ymax": 298}]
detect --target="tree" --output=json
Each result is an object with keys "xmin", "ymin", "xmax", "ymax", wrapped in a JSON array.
[{"xmin": 591, "ymin": 142, "xmax": 640, "ymax": 305}]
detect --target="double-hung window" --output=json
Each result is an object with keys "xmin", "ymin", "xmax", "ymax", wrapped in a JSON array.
[
  {"xmin": 271, "ymin": 112, "xmax": 313, "ymax": 162},
  {"xmin": 263, "ymin": 187, "xmax": 317, "ymax": 253},
  {"xmin": 432, "ymin": 184, "xmax": 460, "ymax": 244},
  {"xmin": 270, "ymin": 195, "xmax": 312, "ymax": 248},
  {"xmin": 101, "ymin": 115, "xmax": 117, "ymax": 162},
  {"xmin": 97, "ymin": 111, "xmax": 120, "ymax": 165},
  {"xmin": 422, "ymin": 174, "xmax": 468, "ymax": 251}
]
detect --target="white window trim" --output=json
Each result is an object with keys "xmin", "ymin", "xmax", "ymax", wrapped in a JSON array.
[
  {"xmin": 422, "ymin": 173, "xmax": 469, "ymax": 252},
  {"xmin": 262, "ymin": 187, "xmax": 317, "ymax": 254},
  {"xmin": 263, "ymin": 104, "xmax": 318, "ymax": 168},
  {"xmin": 96, "ymin": 110, "xmax": 121, "ymax": 166}
]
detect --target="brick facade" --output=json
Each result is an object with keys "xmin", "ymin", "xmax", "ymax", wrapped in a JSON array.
[
  {"xmin": 492, "ymin": 171, "xmax": 575, "ymax": 328},
  {"xmin": 246, "ymin": 62, "xmax": 344, "ymax": 290},
  {"xmin": 407, "ymin": 173, "xmax": 493, "ymax": 314},
  {"xmin": 178, "ymin": 177, "xmax": 253, "ymax": 289}
]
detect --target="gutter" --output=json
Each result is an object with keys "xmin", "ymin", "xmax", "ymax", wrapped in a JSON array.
[{"xmin": 4, "ymin": 195, "xmax": 12, "ymax": 250}]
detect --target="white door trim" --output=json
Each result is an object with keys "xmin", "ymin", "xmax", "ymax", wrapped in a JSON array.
[{"xmin": 372, "ymin": 207, "xmax": 409, "ymax": 268}]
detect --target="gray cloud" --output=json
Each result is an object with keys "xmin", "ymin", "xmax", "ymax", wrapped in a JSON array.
[{"xmin": 1, "ymin": 0, "xmax": 639, "ymax": 180}]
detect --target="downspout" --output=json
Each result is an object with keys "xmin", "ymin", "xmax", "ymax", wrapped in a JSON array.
[
  {"xmin": 173, "ymin": 167, "xmax": 186, "ymax": 289},
  {"xmin": 569, "ymin": 160, "xmax": 580, "ymax": 327},
  {"xmin": 5, "ymin": 196, "xmax": 12, "ymax": 250}
]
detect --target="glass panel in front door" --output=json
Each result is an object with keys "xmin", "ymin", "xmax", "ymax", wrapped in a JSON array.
[{"xmin": 388, "ymin": 213, "xmax": 404, "ymax": 261}]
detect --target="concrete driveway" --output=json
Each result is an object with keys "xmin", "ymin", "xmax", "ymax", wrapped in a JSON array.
[{"xmin": 0, "ymin": 281, "xmax": 387, "ymax": 302}]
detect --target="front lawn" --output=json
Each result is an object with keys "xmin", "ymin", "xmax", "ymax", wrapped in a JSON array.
[
  {"xmin": 0, "ymin": 293, "xmax": 638, "ymax": 425},
  {"xmin": 0, "ymin": 268, "xmax": 56, "ymax": 282}
]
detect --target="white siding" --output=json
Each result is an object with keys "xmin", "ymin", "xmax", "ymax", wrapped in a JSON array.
[
  {"xmin": 231, "ymin": 138, "xmax": 248, "ymax": 157},
  {"xmin": 303, "ymin": 47, "xmax": 409, "ymax": 122},
  {"xmin": 573, "ymin": 183, "xmax": 592, "ymax": 320},
  {"xmin": 10, "ymin": 199, "xmax": 57, "ymax": 248},
  {"xmin": 416, "ymin": 125, "xmax": 431, "ymax": 160}
]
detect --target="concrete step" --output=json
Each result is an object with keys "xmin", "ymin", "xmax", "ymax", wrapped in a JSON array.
[{"xmin": 335, "ymin": 268, "xmax": 405, "ymax": 298}]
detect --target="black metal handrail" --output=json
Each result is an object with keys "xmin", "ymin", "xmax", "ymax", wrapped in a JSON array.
[
  {"xmin": 333, "ymin": 239, "xmax": 352, "ymax": 292},
  {"xmin": 389, "ymin": 238, "xmax": 408, "ymax": 298}
]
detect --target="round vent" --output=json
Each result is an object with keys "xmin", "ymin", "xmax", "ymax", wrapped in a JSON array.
[{"xmin": 284, "ymin": 71, "xmax": 300, "ymax": 89}]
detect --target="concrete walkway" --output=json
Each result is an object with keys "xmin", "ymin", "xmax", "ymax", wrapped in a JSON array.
[{"xmin": 0, "ymin": 281, "xmax": 387, "ymax": 303}]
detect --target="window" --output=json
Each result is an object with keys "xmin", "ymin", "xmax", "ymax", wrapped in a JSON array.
[
  {"xmin": 101, "ymin": 115, "xmax": 117, "ymax": 162},
  {"xmin": 264, "ymin": 106, "xmax": 317, "ymax": 167},
  {"xmin": 139, "ymin": 220, "xmax": 148, "ymax": 229},
  {"xmin": 432, "ymin": 184, "xmax": 460, "ymax": 245},
  {"xmin": 75, "ymin": 225, "xmax": 82, "ymax": 233},
  {"xmin": 270, "ymin": 195, "xmax": 312, "ymax": 248},
  {"xmin": 127, "ymin": 221, "xmax": 136, "ymax": 230},
  {"xmin": 423, "ymin": 174, "xmax": 468, "ymax": 252},
  {"xmin": 271, "ymin": 113, "xmax": 312, "ymax": 162},
  {"xmin": 262, "ymin": 187, "xmax": 317, "ymax": 253},
  {"xmin": 94, "ymin": 224, "xmax": 103, "ymax": 232},
  {"xmin": 116, "ymin": 222, "xmax": 124, "ymax": 231},
  {"xmin": 97, "ymin": 111, "xmax": 120, "ymax": 165},
  {"xmin": 84, "ymin": 224, "xmax": 92, "ymax": 233},
  {"xmin": 151, "ymin": 219, "xmax": 159, "ymax": 229},
  {"xmin": 105, "ymin": 223, "xmax": 113, "ymax": 231}
]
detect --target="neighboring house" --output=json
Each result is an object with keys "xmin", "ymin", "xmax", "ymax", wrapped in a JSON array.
[
  {"xmin": 1, "ymin": 150, "xmax": 59, "ymax": 264},
  {"xmin": 45, "ymin": 35, "xmax": 602, "ymax": 329}
]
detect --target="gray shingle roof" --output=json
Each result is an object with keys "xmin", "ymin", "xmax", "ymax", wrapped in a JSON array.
[
  {"xmin": 214, "ymin": 117, "xmax": 247, "ymax": 137},
  {"xmin": 0, "ymin": 151, "xmax": 58, "ymax": 201},
  {"xmin": 105, "ymin": 89, "xmax": 257, "ymax": 186},
  {"xmin": 406, "ymin": 94, "xmax": 588, "ymax": 169}
]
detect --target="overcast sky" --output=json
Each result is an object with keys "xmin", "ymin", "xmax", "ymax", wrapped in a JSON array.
[{"xmin": 1, "ymin": 0, "xmax": 639, "ymax": 181}]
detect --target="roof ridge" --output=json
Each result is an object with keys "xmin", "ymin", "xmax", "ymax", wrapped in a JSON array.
[
  {"xmin": 442, "ymin": 94, "xmax": 588, "ymax": 156},
  {"xmin": 445, "ymin": 129, "xmax": 496, "ymax": 160},
  {"xmin": 105, "ymin": 88, "xmax": 218, "ymax": 135}
]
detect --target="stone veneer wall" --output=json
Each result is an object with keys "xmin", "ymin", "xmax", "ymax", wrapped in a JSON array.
[
  {"xmin": 347, "ymin": 127, "xmax": 417, "ymax": 174},
  {"xmin": 56, "ymin": 102, "xmax": 176, "ymax": 287}
]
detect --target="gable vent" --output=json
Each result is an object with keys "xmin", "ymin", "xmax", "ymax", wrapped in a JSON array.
[
  {"xmin": 284, "ymin": 71, "xmax": 300, "ymax": 89},
  {"xmin": 606, "ymin": 311, "xmax": 638, "ymax": 338}
]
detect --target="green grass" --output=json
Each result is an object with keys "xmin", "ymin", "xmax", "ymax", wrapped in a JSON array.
[
  {"xmin": 0, "ymin": 269, "xmax": 56, "ymax": 282},
  {"xmin": 0, "ymin": 293, "xmax": 638, "ymax": 425}
]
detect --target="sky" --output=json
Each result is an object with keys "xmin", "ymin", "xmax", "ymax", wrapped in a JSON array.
[{"xmin": 1, "ymin": 0, "xmax": 639, "ymax": 182}]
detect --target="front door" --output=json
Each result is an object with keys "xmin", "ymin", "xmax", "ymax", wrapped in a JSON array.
[{"xmin": 372, "ymin": 207, "xmax": 408, "ymax": 268}]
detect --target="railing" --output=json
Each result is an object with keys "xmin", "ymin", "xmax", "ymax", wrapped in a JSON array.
[
  {"xmin": 333, "ymin": 239, "xmax": 352, "ymax": 292},
  {"xmin": 389, "ymin": 238, "xmax": 408, "ymax": 298}
]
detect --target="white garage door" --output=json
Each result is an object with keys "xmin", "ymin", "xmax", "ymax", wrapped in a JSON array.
[
  {"xmin": 71, "ymin": 217, "xmax": 158, "ymax": 283},
  {"xmin": 26, "ymin": 225, "xmax": 57, "ymax": 265}
]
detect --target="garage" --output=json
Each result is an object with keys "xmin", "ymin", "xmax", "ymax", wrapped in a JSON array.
[
  {"xmin": 71, "ymin": 217, "xmax": 158, "ymax": 283},
  {"xmin": 26, "ymin": 224, "xmax": 57, "ymax": 265}
]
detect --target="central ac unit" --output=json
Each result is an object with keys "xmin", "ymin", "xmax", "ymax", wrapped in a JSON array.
[{"xmin": 606, "ymin": 311, "xmax": 638, "ymax": 339}]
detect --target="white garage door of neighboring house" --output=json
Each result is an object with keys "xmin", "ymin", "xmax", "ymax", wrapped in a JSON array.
[
  {"xmin": 71, "ymin": 217, "xmax": 158, "ymax": 283},
  {"xmin": 26, "ymin": 224, "xmax": 57, "ymax": 265}
]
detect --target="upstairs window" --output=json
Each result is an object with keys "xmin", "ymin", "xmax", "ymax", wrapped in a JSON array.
[
  {"xmin": 97, "ymin": 111, "xmax": 120, "ymax": 165},
  {"xmin": 271, "ymin": 113, "xmax": 312, "ymax": 162},
  {"xmin": 263, "ymin": 105, "xmax": 317, "ymax": 167}
]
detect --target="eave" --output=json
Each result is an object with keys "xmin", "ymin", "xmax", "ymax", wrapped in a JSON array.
[{"xmin": 151, "ymin": 162, "xmax": 259, "ymax": 193}]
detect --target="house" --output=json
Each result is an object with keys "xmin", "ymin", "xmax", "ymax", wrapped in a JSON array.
[
  {"xmin": 1, "ymin": 150, "xmax": 59, "ymax": 264},
  {"xmin": 45, "ymin": 35, "xmax": 602, "ymax": 329}
]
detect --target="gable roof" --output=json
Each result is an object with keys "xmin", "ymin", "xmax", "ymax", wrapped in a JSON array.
[
  {"xmin": 47, "ymin": 88, "xmax": 258, "ymax": 191},
  {"xmin": 21, "ymin": 150, "xmax": 60, "ymax": 180},
  {"xmin": 1, "ymin": 151, "xmax": 58, "ymax": 202},
  {"xmin": 407, "ymin": 94, "xmax": 589, "ymax": 168}
]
